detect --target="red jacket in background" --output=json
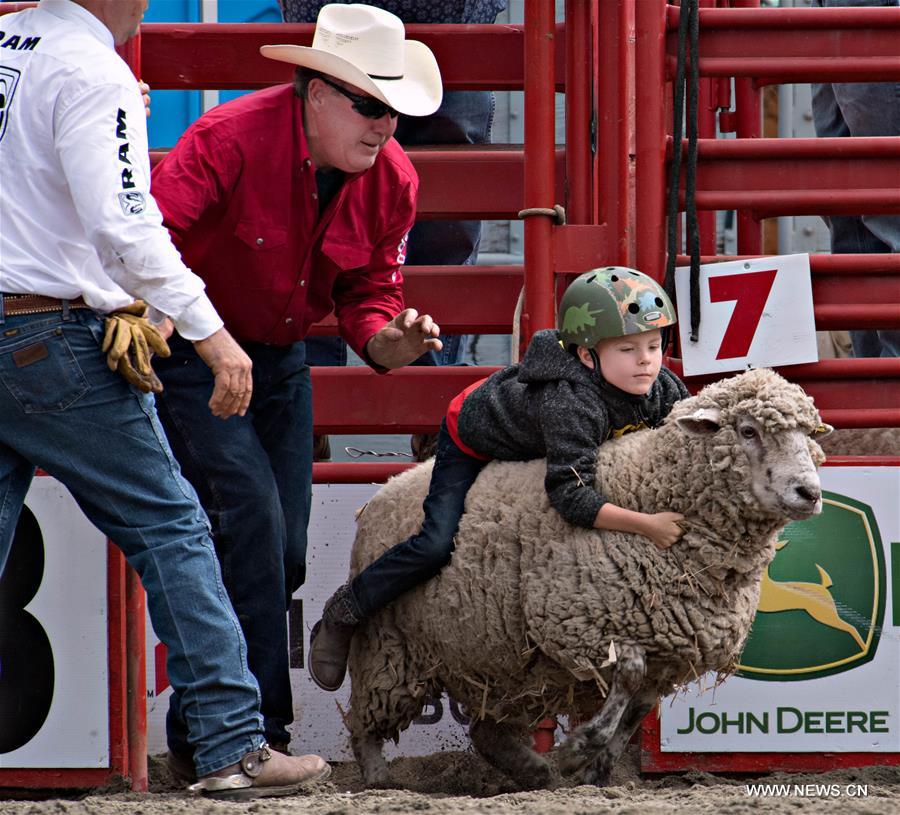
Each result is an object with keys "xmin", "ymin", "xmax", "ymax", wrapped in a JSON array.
[{"xmin": 150, "ymin": 84, "xmax": 416, "ymax": 357}]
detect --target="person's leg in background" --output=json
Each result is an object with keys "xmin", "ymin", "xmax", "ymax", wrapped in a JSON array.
[
  {"xmin": 811, "ymin": 0, "xmax": 900, "ymax": 357},
  {"xmin": 395, "ymin": 89, "xmax": 496, "ymax": 366},
  {"xmin": 304, "ymin": 335, "xmax": 347, "ymax": 461},
  {"xmin": 251, "ymin": 342, "xmax": 314, "ymax": 601},
  {"xmin": 395, "ymin": 91, "xmax": 496, "ymax": 458}
]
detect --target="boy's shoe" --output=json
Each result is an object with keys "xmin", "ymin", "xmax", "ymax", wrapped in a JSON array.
[
  {"xmin": 189, "ymin": 744, "xmax": 330, "ymax": 800},
  {"xmin": 308, "ymin": 583, "xmax": 360, "ymax": 691}
]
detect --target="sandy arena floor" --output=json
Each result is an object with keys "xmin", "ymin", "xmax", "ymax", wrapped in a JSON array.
[{"xmin": 3, "ymin": 745, "xmax": 899, "ymax": 815}]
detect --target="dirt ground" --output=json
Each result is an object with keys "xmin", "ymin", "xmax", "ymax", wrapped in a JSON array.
[{"xmin": 2, "ymin": 745, "xmax": 899, "ymax": 815}]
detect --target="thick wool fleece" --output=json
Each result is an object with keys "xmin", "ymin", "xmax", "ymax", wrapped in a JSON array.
[{"xmin": 346, "ymin": 369, "xmax": 826, "ymax": 741}]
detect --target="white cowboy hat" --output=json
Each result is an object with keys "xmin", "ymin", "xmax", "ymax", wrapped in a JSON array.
[{"xmin": 260, "ymin": 3, "xmax": 443, "ymax": 117}]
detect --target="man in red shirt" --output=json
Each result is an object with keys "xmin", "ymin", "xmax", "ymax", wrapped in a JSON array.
[{"xmin": 150, "ymin": 4, "xmax": 443, "ymax": 770}]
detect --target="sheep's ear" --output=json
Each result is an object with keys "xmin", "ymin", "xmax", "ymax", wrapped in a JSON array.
[
  {"xmin": 812, "ymin": 423, "xmax": 834, "ymax": 439},
  {"xmin": 675, "ymin": 407, "xmax": 722, "ymax": 436}
]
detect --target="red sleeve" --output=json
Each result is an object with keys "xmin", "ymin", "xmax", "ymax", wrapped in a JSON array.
[
  {"xmin": 332, "ymin": 179, "xmax": 415, "ymax": 365},
  {"xmin": 150, "ymin": 124, "xmax": 240, "ymax": 249}
]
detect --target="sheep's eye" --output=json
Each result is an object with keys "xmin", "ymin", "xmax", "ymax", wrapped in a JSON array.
[{"xmin": 740, "ymin": 426, "xmax": 757, "ymax": 440}]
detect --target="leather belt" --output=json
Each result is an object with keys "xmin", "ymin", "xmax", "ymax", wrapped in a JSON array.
[{"xmin": 1, "ymin": 293, "xmax": 90, "ymax": 317}]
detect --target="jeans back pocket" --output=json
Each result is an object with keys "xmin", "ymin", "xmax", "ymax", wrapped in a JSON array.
[{"xmin": 0, "ymin": 327, "xmax": 90, "ymax": 413}]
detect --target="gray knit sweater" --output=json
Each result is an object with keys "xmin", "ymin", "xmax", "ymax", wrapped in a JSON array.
[{"xmin": 456, "ymin": 329, "xmax": 689, "ymax": 528}]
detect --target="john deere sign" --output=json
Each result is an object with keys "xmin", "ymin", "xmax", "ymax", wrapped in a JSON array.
[
  {"xmin": 660, "ymin": 466, "xmax": 899, "ymax": 754},
  {"xmin": 736, "ymin": 492, "xmax": 885, "ymax": 681}
]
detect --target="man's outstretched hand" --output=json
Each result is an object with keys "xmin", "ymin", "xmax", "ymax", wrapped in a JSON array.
[{"xmin": 365, "ymin": 309, "xmax": 442, "ymax": 369}]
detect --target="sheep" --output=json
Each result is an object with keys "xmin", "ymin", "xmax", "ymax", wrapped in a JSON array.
[{"xmin": 343, "ymin": 368, "xmax": 831, "ymax": 789}]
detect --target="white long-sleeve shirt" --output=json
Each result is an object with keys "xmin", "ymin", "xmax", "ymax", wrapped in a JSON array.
[{"xmin": 0, "ymin": 0, "xmax": 222, "ymax": 341}]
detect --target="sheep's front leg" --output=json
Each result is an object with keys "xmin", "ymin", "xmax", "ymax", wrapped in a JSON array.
[
  {"xmin": 469, "ymin": 718, "xmax": 552, "ymax": 790},
  {"xmin": 351, "ymin": 731, "xmax": 391, "ymax": 788},
  {"xmin": 585, "ymin": 686, "xmax": 657, "ymax": 785},
  {"xmin": 347, "ymin": 618, "xmax": 423, "ymax": 788},
  {"xmin": 557, "ymin": 646, "xmax": 646, "ymax": 786}
]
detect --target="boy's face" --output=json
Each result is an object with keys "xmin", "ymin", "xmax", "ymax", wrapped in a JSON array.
[{"xmin": 580, "ymin": 329, "xmax": 663, "ymax": 395}]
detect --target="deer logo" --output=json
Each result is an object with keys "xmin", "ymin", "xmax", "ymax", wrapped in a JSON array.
[
  {"xmin": 757, "ymin": 539, "xmax": 865, "ymax": 651},
  {"xmin": 737, "ymin": 492, "xmax": 885, "ymax": 681}
]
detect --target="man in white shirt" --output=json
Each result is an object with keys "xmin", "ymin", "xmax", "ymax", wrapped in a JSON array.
[{"xmin": 0, "ymin": 0, "xmax": 329, "ymax": 798}]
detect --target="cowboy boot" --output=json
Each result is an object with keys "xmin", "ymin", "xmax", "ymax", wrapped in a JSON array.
[
  {"xmin": 308, "ymin": 582, "xmax": 361, "ymax": 691},
  {"xmin": 168, "ymin": 738, "xmax": 292, "ymax": 785},
  {"xmin": 190, "ymin": 743, "xmax": 330, "ymax": 801}
]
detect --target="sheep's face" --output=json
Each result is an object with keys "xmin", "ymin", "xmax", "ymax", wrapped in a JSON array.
[
  {"xmin": 677, "ymin": 409, "xmax": 827, "ymax": 521},
  {"xmin": 735, "ymin": 415, "xmax": 825, "ymax": 520}
]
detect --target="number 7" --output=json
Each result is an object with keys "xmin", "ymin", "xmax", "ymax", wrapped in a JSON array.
[{"xmin": 708, "ymin": 269, "xmax": 778, "ymax": 360}]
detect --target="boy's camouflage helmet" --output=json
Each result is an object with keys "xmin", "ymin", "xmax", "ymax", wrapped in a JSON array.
[{"xmin": 557, "ymin": 267, "xmax": 677, "ymax": 348}]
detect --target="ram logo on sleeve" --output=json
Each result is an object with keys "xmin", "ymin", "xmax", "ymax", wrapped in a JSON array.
[
  {"xmin": 0, "ymin": 67, "xmax": 21, "ymax": 144},
  {"xmin": 118, "ymin": 191, "xmax": 146, "ymax": 216}
]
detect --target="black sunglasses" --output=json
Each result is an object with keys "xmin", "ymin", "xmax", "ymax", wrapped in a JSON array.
[{"xmin": 317, "ymin": 76, "xmax": 399, "ymax": 120}]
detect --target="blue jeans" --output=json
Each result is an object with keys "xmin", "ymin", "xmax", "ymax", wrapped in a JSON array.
[
  {"xmin": 0, "ymin": 305, "xmax": 263, "ymax": 776},
  {"xmin": 348, "ymin": 421, "xmax": 487, "ymax": 618},
  {"xmin": 155, "ymin": 335, "xmax": 313, "ymax": 750},
  {"xmin": 811, "ymin": 0, "xmax": 900, "ymax": 358}
]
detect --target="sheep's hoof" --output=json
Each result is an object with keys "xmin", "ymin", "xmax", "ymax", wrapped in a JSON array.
[
  {"xmin": 365, "ymin": 775, "xmax": 394, "ymax": 789},
  {"xmin": 508, "ymin": 758, "xmax": 552, "ymax": 790},
  {"xmin": 361, "ymin": 766, "xmax": 392, "ymax": 789},
  {"xmin": 352, "ymin": 731, "xmax": 391, "ymax": 789},
  {"xmin": 582, "ymin": 761, "xmax": 612, "ymax": 787},
  {"xmin": 556, "ymin": 734, "xmax": 591, "ymax": 777}
]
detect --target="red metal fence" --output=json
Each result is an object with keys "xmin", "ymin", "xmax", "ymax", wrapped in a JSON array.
[
  {"xmin": 2, "ymin": 2, "xmax": 898, "ymax": 453},
  {"xmin": 6, "ymin": 1, "xmax": 897, "ymax": 448},
  {"xmin": 129, "ymin": 1, "xmax": 899, "ymax": 458}
]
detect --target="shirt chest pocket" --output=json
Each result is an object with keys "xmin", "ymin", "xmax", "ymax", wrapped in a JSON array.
[
  {"xmin": 233, "ymin": 221, "xmax": 290, "ymax": 289},
  {"xmin": 320, "ymin": 235, "xmax": 373, "ymax": 273}
]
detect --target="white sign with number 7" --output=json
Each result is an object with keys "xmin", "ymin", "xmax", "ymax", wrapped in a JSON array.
[{"xmin": 675, "ymin": 253, "xmax": 818, "ymax": 377}]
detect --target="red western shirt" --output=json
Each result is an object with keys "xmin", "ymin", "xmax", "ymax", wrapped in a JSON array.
[{"xmin": 150, "ymin": 84, "xmax": 416, "ymax": 356}]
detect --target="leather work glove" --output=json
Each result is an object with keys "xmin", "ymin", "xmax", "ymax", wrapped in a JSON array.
[{"xmin": 101, "ymin": 301, "xmax": 171, "ymax": 394}]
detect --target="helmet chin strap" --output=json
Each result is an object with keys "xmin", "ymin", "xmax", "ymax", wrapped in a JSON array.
[{"xmin": 588, "ymin": 348, "xmax": 602, "ymax": 374}]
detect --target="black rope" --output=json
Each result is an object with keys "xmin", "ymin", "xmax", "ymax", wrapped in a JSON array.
[
  {"xmin": 664, "ymin": 0, "xmax": 702, "ymax": 345},
  {"xmin": 663, "ymin": 0, "xmax": 690, "ymax": 303},
  {"xmin": 686, "ymin": 0, "xmax": 701, "ymax": 342}
]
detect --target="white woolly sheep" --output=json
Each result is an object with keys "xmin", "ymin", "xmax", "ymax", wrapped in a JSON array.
[{"xmin": 344, "ymin": 368, "xmax": 831, "ymax": 788}]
